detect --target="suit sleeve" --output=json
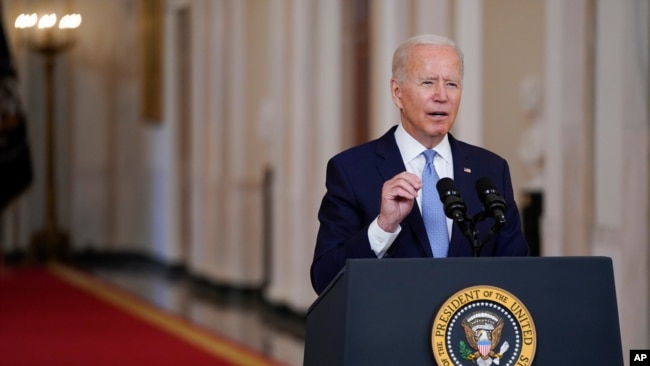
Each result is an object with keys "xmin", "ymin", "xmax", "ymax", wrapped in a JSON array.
[{"xmin": 310, "ymin": 156, "xmax": 379, "ymax": 295}]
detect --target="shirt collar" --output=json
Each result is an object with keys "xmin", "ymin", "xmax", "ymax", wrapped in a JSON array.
[{"xmin": 395, "ymin": 123, "xmax": 452, "ymax": 164}]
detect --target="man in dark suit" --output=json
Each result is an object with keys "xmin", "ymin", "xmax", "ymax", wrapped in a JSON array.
[{"xmin": 311, "ymin": 34, "xmax": 529, "ymax": 295}]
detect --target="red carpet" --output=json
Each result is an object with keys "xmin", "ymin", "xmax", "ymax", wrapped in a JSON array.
[{"xmin": 0, "ymin": 264, "xmax": 284, "ymax": 365}]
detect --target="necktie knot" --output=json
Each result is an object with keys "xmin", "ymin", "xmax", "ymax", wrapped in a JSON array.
[
  {"xmin": 423, "ymin": 149, "xmax": 436, "ymax": 165},
  {"xmin": 423, "ymin": 150, "xmax": 436, "ymax": 175}
]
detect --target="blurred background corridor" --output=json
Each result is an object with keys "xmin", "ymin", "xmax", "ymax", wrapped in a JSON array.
[{"xmin": 0, "ymin": 0, "xmax": 648, "ymax": 364}]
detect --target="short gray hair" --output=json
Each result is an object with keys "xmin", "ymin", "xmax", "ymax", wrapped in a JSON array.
[{"xmin": 391, "ymin": 34, "xmax": 464, "ymax": 84}]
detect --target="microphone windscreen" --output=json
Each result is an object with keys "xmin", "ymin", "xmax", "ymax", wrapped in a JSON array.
[
  {"xmin": 475, "ymin": 177, "xmax": 496, "ymax": 196},
  {"xmin": 436, "ymin": 177, "xmax": 457, "ymax": 198}
]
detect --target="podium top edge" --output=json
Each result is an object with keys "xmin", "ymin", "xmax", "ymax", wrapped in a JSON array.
[
  {"xmin": 307, "ymin": 256, "xmax": 614, "ymax": 314},
  {"xmin": 344, "ymin": 256, "xmax": 613, "ymax": 265}
]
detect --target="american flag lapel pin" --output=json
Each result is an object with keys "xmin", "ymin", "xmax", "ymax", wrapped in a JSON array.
[{"xmin": 464, "ymin": 167, "xmax": 472, "ymax": 173}]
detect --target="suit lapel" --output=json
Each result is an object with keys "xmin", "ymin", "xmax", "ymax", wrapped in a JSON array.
[
  {"xmin": 375, "ymin": 126, "xmax": 405, "ymax": 179},
  {"xmin": 449, "ymin": 134, "xmax": 474, "ymax": 199},
  {"xmin": 448, "ymin": 134, "xmax": 474, "ymax": 256}
]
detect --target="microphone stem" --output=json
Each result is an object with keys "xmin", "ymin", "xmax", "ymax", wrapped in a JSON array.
[
  {"xmin": 471, "ymin": 227, "xmax": 481, "ymax": 257},
  {"xmin": 458, "ymin": 219, "xmax": 482, "ymax": 257}
]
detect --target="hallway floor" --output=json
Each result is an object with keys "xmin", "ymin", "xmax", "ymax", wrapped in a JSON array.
[{"xmin": 76, "ymin": 256, "xmax": 306, "ymax": 366}]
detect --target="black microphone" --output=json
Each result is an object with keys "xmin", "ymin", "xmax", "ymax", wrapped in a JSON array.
[
  {"xmin": 436, "ymin": 177, "xmax": 467, "ymax": 222},
  {"xmin": 475, "ymin": 177, "xmax": 506, "ymax": 224}
]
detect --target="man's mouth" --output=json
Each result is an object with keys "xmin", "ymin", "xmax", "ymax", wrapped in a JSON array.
[{"xmin": 428, "ymin": 111, "xmax": 448, "ymax": 117}]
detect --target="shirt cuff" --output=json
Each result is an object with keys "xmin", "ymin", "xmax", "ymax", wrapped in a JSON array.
[{"xmin": 368, "ymin": 216, "xmax": 401, "ymax": 258}]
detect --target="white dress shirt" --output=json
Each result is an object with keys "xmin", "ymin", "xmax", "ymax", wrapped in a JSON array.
[{"xmin": 368, "ymin": 123, "xmax": 454, "ymax": 257}]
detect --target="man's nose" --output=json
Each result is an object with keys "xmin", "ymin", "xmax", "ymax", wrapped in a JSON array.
[{"xmin": 433, "ymin": 84, "xmax": 448, "ymax": 101}]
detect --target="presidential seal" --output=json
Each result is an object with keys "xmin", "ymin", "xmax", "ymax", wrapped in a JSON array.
[{"xmin": 431, "ymin": 285, "xmax": 536, "ymax": 366}]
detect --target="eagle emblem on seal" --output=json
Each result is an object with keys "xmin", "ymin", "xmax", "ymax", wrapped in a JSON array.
[{"xmin": 460, "ymin": 311, "xmax": 510, "ymax": 366}]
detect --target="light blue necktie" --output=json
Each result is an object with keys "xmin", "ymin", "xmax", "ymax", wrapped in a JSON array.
[{"xmin": 422, "ymin": 150, "xmax": 449, "ymax": 258}]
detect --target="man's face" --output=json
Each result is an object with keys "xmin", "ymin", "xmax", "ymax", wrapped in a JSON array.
[{"xmin": 391, "ymin": 45, "xmax": 462, "ymax": 148}]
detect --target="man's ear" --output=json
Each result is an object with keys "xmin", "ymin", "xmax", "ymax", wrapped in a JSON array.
[{"xmin": 390, "ymin": 78, "xmax": 403, "ymax": 109}]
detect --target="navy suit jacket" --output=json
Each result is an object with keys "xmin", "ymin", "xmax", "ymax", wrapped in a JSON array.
[{"xmin": 311, "ymin": 126, "xmax": 529, "ymax": 294}]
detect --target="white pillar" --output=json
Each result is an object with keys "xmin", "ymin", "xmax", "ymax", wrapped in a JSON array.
[
  {"xmin": 284, "ymin": 0, "xmax": 313, "ymax": 308},
  {"xmin": 308, "ymin": 0, "xmax": 343, "ymax": 303},
  {"xmin": 221, "ymin": 0, "xmax": 265, "ymax": 285},
  {"xmin": 264, "ymin": 0, "xmax": 288, "ymax": 305},
  {"xmin": 266, "ymin": 0, "xmax": 318, "ymax": 311},
  {"xmin": 187, "ymin": 0, "xmax": 208, "ymax": 276},
  {"xmin": 370, "ymin": 0, "xmax": 407, "ymax": 138},
  {"xmin": 151, "ymin": 0, "xmax": 185, "ymax": 263},
  {"xmin": 593, "ymin": 0, "xmax": 649, "ymax": 355},
  {"xmin": 543, "ymin": 0, "xmax": 592, "ymax": 257},
  {"xmin": 265, "ymin": 0, "xmax": 343, "ymax": 312},
  {"xmin": 453, "ymin": 0, "xmax": 483, "ymax": 146},
  {"xmin": 187, "ymin": 0, "xmax": 228, "ymax": 281},
  {"xmin": 414, "ymin": 0, "xmax": 451, "ymax": 37}
]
